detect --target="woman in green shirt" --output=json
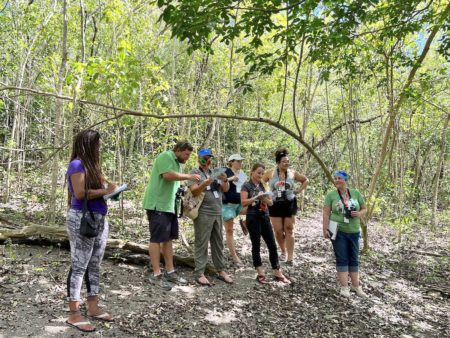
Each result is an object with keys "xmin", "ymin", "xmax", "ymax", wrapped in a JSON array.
[{"xmin": 323, "ymin": 170, "xmax": 368, "ymax": 298}]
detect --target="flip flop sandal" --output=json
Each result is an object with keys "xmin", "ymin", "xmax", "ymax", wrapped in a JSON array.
[
  {"xmin": 196, "ymin": 277, "xmax": 212, "ymax": 287},
  {"xmin": 256, "ymin": 275, "xmax": 268, "ymax": 285},
  {"xmin": 88, "ymin": 312, "xmax": 114, "ymax": 322},
  {"xmin": 274, "ymin": 275, "xmax": 291, "ymax": 284},
  {"xmin": 66, "ymin": 320, "xmax": 96, "ymax": 332},
  {"xmin": 217, "ymin": 274, "xmax": 233, "ymax": 284}
]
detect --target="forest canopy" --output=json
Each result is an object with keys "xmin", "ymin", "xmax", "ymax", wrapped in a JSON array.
[{"xmin": 0, "ymin": 0, "xmax": 448, "ymax": 240}]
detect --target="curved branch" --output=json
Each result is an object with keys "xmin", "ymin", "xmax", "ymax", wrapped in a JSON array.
[
  {"xmin": 0, "ymin": 0, "xmax": 9, "ymax": 14},
  {"xmin": 0, "ymin": 84, "xmax": 333, "ymax": 182},
  {"xmin": 310, "ymin": 115, "xmax": 382, "ymax": 151}
]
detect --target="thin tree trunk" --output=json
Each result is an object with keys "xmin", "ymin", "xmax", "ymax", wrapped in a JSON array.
[
  {"xmin": 49, "ymin": 0, "xmax": 68, "ymax": 225},
  {"xmin": 4, "ymin": 0, "xmax": 56, "ymax": 202},
  {"xmin": 366, "ymin": 15, "xmax": 447, "ymax": 222},
  {"xmin": 431, "ymin": 112, "xmax": 449, "ymax": 228}
]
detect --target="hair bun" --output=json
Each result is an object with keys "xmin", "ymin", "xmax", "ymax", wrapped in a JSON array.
[{"xmin": 275, "ymin": 148, "xmax": 289, "ymax": 163}]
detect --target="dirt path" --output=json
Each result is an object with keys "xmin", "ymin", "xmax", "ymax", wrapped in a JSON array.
[{"xmin": 0, "ymin": 213, "xmax": 448, "ymax": 337}]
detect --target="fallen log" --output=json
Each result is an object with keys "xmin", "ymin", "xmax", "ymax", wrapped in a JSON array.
[
  {"xmin": 0, "ymin": 223, "xmax": 216, "ymax": 273},
  {"xmin": 404, "ymin": 249, "xmax": 447, "ymax": 258}
]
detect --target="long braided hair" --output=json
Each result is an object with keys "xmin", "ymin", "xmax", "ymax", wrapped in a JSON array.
[{"xmin": 69, "ymin": 129, "xmax": 103, "ymax": 190}]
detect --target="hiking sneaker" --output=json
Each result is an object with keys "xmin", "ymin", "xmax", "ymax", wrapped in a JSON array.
[
  {"xmin": 279, "ymin": 252, "xmax": 287, "ymax": 263},
  {"xmin": 149, "ymin": 274, "xmax": 173, "ymax": 291},
  {"xmin": 340, "ymin": 286, "xmax": 351, "ymax": 298},
  {"xmin": 351, "ymin": 286, "xmax": 368, "ymax": 298},
  {"xmin": 164, "ymin": 271, "xmax": 188, "ymax": 285}
]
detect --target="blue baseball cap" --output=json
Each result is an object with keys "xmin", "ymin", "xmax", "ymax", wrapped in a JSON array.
[
  {"xmin": 198, "ymin": 148, "xmax": 214, "ymax": 157},
  {"xmin": 334, "ymin": 170, "xmax": 349, "ymax": 181}
]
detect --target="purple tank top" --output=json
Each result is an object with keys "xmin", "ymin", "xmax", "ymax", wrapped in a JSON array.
[{"xmin": 67, "ymin": 159, "xmax": 107, "ymax": 215}]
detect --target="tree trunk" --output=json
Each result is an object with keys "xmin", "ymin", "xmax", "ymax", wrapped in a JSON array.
[
  {"xmin": 49, "ymin": 0, "xmax": 68, "ymax": 225},
  {"xmin": 366, "ymin": 18, "xmax": 446, "ymax": 225},
  {"xmin": 431, "ymin": 112, "xmax": 449, "ymax": 228}
]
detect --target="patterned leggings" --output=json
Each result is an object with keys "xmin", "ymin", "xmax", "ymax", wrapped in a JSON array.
[{"xmin": 66, "ymin": 209, "xmax": 108, "ymax": 301}]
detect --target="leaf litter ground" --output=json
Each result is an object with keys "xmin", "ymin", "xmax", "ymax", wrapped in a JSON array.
[{"xmin": 0, "ymin": 213, "xmax": 448, "ymax": 337}]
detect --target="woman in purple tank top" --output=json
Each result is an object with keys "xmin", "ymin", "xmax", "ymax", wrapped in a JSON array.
[{"xmin": 65, "ymin": 130, "xmax": 117, "ymax": 333}]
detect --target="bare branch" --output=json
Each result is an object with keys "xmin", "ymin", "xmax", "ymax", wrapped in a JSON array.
[
  {"xmin": 0, "ymin": 84, "xmax": 333, "ymax": 181},
  {"xmin": 306, "ymin": 115, "xmax": 383, "ymax": 154}
]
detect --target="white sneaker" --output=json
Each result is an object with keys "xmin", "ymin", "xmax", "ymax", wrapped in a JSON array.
[
  {"xmin": 351, "ymin": 286, "xmax": 367, "ymax": 298},
  {"xmin": 340, "ymin": 286, "xmax": 351, "ymax": 298}
]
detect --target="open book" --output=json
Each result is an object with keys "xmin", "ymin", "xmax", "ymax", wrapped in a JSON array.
[
  {"xmin": 328, "ymin": 220, "xmax": 338, "ymax": 240},
  {"xmin": 103, "ymin": 184, "xmax": 128, "ymax": 200}
]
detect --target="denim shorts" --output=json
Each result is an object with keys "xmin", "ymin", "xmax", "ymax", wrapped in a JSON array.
[
  {"xmin": 331, "ymin": 231, "xmax": 360, "ymax": 272},
  {"xmin": 222, "ymin": 203, "xmax": 243, "ymax": 221}
]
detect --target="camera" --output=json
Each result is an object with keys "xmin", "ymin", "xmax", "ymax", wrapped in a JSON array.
[
  {"xmin": 175, "ymin": 185, "xmax": 187, "ymax": 200},
  {"xmin": 276, "ymin": 190, "xmax": 288, "ymax": 202},
  {"xmin": 344, "ymin": 205, "xmax": 356, "ymax": 219}
]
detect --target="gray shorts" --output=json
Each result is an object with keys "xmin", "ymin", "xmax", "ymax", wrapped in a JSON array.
[{"xmin": 146, "ymin": 210, "xmax": 179, "ymax": 243}]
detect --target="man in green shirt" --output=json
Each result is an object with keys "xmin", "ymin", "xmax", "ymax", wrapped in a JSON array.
[{"xmin": 143, "ymin": 141, "xmax": 200, "ymax": 290}]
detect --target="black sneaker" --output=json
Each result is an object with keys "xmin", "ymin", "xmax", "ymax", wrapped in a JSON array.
[
  {"xmin": 149, "ymin": 274, "xmax": 173, "ymax": 291},
  {"xmin": 164, "ymin": 271, "xmax": 188, "ymax": 285}
]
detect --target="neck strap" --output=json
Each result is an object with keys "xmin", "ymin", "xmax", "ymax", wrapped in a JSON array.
[{"xmin": 337, "ymin": 188, "xmax": 351, "ymax": 207}]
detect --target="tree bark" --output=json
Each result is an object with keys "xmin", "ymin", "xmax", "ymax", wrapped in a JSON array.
[
  {"xmin": 366, "ymin": 12, "xmax": 448, "ymax": 222},
  {"xmin": 431, "ymin": 112, "xmax": 449, "ymax": 228},
  {"xmin": 49, "ymin": 0, "xmax": 68, "ymax": 225}
]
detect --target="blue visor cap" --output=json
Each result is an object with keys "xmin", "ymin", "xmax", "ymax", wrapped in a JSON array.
[
  {"xmin": 334, "ymin": 170, "xmax": 349, "ymax": 181},
  {"xmin": 198, "ymin": 148, "xmax": 214, "ymax": 157}
]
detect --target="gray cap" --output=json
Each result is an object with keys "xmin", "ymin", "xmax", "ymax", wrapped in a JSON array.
[{"xmin": 228, "ymin": 154, "xmax": 244, "ymax": 162}]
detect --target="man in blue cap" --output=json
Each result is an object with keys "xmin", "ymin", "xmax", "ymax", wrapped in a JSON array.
[
  {"xmin": 143, "ymin": 141, "xmax": 201, "ymax": 290},
  {"xmin": 187, "ymin": 148, "xmax": 234, "ymax": 285}
]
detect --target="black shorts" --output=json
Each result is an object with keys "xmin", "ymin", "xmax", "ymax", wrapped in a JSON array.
[
  {"xmin": 146, "ymin": 210, "xmax": 179, "ymax": 243},
  {"xmin": 268, "ymin": 198, "xmax": 298, "ymax": 218}
]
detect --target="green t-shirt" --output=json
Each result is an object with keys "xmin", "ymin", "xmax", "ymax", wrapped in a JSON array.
[
  {"xmin": 324, "ymin": 188, "xmax": 365, "ymax": 233},
  {"xmin": 142, "ymin": 150, "xmax": 181, "ymax": 213}
]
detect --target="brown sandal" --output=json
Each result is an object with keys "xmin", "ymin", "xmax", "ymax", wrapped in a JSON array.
[
  {"xmin": 217, "ymin": 274, "xmax": 234, "ymax": 284},
  {"xmin": 256, "ymin": 275, "xmax": 268, "ymax": 284},
  {"xmin": 88, "ymin": 312, "xmax": 114, "ymax": 322},
  {"xmin": 66, "ymin": 310, "xmax": 96, "ymax": 332},
  {"xmin": 274, "ymin": 275, "xmax": 291, "ymax": 284}
]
